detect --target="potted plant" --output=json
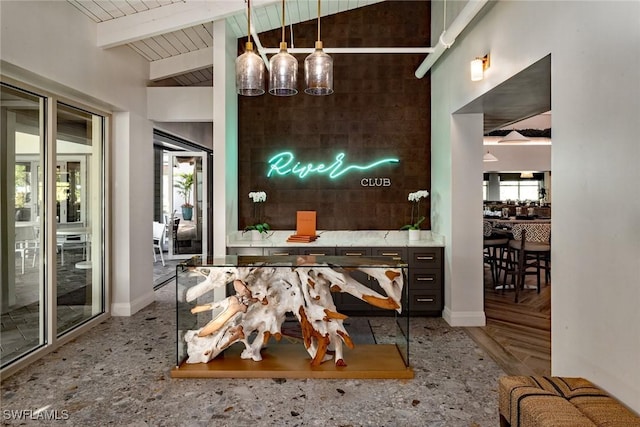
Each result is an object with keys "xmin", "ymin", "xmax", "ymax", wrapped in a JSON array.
[
  {"xmin": 401, "ymin": 190, "xmax": 429, "ymax": 240},
  {"xmin": 174, "ymin": 172, "xmax": 194, "ymax": 220},
  {"xmin": 243, "ymin": 191, "xmax": 270, "ymax": 240}
]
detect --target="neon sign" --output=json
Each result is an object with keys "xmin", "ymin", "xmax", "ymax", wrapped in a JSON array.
[{"xmin": 267, "ymin": 151, "xmax": 399, "ymax": 179}]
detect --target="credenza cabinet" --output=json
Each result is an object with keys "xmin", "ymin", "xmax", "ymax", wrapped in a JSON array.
[{"xmin": 227, "ymin": 245, "xmax": 444, "ymax": 316}]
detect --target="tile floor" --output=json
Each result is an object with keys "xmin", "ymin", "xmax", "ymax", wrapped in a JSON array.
[
  {"xmin": 1, "ymin": 279, "xmax": 506, "ymax": 426},
  {"xmin": 1, "ymin": 252, "xmax": 179, "ymax": 368}
]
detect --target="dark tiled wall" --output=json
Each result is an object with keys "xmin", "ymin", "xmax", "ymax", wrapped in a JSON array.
[{"xmin": 238, "ymin": 1, "xmax": 430, "ymax": 231}]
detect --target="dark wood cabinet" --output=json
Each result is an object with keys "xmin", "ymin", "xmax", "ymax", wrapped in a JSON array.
[
  {"xmin": 227, "ymin": 245, "xmax": 444, "ymax": 317},
  {"xmin": 407, "ymin": 247, "xmax": 444, "ymax": 315},
  {"xmin": 263, "ymin": 247, "xmax": 299, "ymax": 256},
  {"xmin": 334, "ymin": 248, "xmax": 374, "ymax": 314}
]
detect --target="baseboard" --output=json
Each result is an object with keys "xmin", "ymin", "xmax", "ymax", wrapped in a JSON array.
[
  {"xmin": 442, "ymin": 306, "xmax": 486, "ymax": 327},
  {"xmin": 111, "ymin": 290, "xmax": 155, "ymax": 316}
]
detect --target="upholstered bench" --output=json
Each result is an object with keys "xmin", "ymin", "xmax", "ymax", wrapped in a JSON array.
[{"xmin": 498, "ymin": 376, "xmax": 640, "ymax": 427}]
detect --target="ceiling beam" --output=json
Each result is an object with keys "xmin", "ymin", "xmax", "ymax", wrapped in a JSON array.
[
  {"xmin": 97, "ymin": 0, "xmax": 278, "ymax": 49},
  {"xmin": 149, "ymin": 47, "xmax": 213, "ymax": 81}
]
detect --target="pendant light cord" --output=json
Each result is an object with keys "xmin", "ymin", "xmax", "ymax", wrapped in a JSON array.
[
  {"xmin": 281, "ymin": 0, "xmax": 286, "ymax": 44},
  {"xmin": 247, "ymin": 0, "xmax": 251, "ymax": 43},
  {"xmin": 317, "ymin": 0, "xmax": 321, "ymax": 42},
  {"xmin": 443, "ymin": 0, "xmax": 447, "ymax": 32}
]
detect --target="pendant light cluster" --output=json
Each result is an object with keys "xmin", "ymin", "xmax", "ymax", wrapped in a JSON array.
[{"xmin": 236, "ymin": 0, "xmax": 333, "ymax": 97}]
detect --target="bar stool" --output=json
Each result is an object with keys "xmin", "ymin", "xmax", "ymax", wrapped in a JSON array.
[
  {"xmin": 503, "ymin": 223, "xmax": 551, "ymax": 302},
  {"xmin": 483, "ymin": 220, "xmax": 509, "ymax": 287}
]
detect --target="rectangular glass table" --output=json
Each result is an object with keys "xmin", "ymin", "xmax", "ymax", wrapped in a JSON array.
[{"xmin": 172, "ymin": 255, "xmax": 412, "ymax": 379}]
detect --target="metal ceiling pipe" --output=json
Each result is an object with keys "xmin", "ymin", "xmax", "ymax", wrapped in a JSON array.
[
  {"xmin": 414, "ymin": 0, "xmax": 489, "ymax": 79},
  {"xmin": 259, "ymin": 47, "xmax": 434, "ymax": 54}
]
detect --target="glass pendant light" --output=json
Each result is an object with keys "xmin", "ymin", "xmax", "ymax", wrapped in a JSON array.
[
  {"xmin": 304, "ymin": 0, "xmax": 333, "ymax": 95},
  {"xmin": 269, "ymin": 0, "xmax": 297, "ymax": 96},
  {"xmin": 236, "ymin": 0, "xmax": 265, "ymax": 96}
]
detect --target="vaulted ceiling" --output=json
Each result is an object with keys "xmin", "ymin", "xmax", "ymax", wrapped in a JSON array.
[
  {"xmin": 68, "ymin": 0, "xmax": 385, "ymax": 86},
  {"xmin": 66, "ymin": 1, "xmax": 551, "ymax": 131}
]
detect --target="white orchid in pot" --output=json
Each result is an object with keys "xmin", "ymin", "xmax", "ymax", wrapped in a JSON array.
[
  {"xmin": 244, "ymin": 191, "xmax": 270, "ymax": 236},
  {"xmin": 401, "ymin": 190, "xmax": 429, "ymax": 240}
]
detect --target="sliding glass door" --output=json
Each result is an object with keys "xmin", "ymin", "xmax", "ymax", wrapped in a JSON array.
[
  {"xmin": 0, "ymin": 84, "xmax": 46, "ymax": 364},
  {"xmin": 167, "ymin": 152, "xmax": 207, "ymax": 260},
  {"xmin": 55, "ymin": 103, "xmax": 104, "ymax": 335},
  {"xmin": 1, "ymin": 81, "xmax": 107, "ymax": 370}
]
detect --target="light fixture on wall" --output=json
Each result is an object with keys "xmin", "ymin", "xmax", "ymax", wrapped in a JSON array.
[
  {"xmin": 483, "ymin": 151, "xmax": 498, "ymax": 162},
  {"xmin": 236, "ymin": 0, "xmax": 265, "ymax": 96},
  {"xmin": 304, "ymin": 0, "xmax": 333, "ymax": 95},
  {"xmin": 520, "ymin": 171, "xmax": 534, "ymax": 179},
  {"xmin": 470, "ymin": 54, "xmax": 490, "ymax": 81},
  {"xmin": 269, "ymin": 0, "xmax": 298, "ymax": 96},
  {"xmin": 499, "ymin": 130, "xmax": 530, "ymax": 143}
]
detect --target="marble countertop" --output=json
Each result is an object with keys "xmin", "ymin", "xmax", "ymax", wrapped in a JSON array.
[{"xmin": 227, "ymin": 230, "xmax": 444, "ymax": 248}]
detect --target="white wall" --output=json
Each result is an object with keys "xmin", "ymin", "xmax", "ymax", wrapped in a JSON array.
[
  {"xmin": 482, "ymin": 144, "xmax": 551, "ymax": 173},
  {"xmin": 147, "ymin": 87, "xmax": 214, "ymax": 122},
  {"xmin": 0, "ymin": 1, "xmax": 148, "ymax": 114},
  {"xmin": 212, "ymin": 20, "xmax": 238, "ymax": 257},
  {"xmin": 431, "ymin": 0, "xmax": 640, "ymax": 412},
  {"xmin": 112, "ymin": 112, "xmax": 155, "ymax": 315}
]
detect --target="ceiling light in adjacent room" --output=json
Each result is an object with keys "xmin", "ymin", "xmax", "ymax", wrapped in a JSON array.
[
  {"xmin": 498, "ymin": 130, "xmax": 530, "ymax": 143},
  {"xmin": 483, "ymin": 151, "xmax": 498, "ymax": 162}
]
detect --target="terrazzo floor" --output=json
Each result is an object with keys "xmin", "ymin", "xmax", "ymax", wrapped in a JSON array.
[{"xmin": 1, "ymin": 283, "xmax": 506, "ymax": 427}]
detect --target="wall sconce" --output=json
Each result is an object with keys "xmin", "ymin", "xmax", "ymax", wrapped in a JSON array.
[{"xmin": 470, "ymin": 54, "xmax": 490, "ymax": 81}]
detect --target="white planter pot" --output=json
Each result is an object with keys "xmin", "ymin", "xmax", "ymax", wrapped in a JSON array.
[
  {"xmin": 250, "ymin": 230, "xmax": 263, "ymax": 241},
  {"xmin": 408, "ymin": 229, "xmax": 421, "ymax": 241}
]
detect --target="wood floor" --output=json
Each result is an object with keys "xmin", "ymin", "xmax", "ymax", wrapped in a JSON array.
[{"xmin": 465, "ymin": 266, "xmax": 551, "ymax": 376}]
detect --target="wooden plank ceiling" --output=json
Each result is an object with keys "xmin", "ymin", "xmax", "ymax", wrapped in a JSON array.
[{"xmin": 67, "ymin": 0, "xmax": 385, "ymax": 86}]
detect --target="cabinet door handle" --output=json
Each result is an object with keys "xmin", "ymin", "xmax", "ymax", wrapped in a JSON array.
[
  {"xmin": 417, "ymin": 277, "xmax": 434, "ymax": 281},
  {"xmin": 382, "ymin": 252, "xmax": 399, "ymax": 256},
  {"xmin": 307, "ymin": 253, "xmax": 326, "ymax": 256},
  {"xmin": 417, "ymin": 256, "xmax": 434, "ymax": 260},
  {"xmin": 416, "ymin": 298, "xmax": 434, "ymax": 302},
  {"xmin": 273, "ymin": 252, "xmax": 289, "ymax": 256},
  {"xmin": 345, "ymin": 252, "xmax": 363, "ymax": 256}
]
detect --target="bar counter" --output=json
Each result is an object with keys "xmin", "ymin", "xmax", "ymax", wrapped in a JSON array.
[{"xmin": 226, "ymin": 230, "xmax": 445, "ymax": 249}]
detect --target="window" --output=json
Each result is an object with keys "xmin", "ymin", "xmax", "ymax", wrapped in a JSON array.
[
  {"xmin": 483, "ymin": 172, "xmax": 544, "ymax": 202},
  {"xmin": 500, "ymin": 180, "xmax": 541, "ymax": 201}
]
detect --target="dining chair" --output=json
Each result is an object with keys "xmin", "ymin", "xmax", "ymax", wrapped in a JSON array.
[
  {"xmin": 153, "ymin": 221, "xmax": 166, "ymax": 266},
  {"xmin": 503, "ymin": 223, "xmax": 551, "ymax": 302},
  {"xmin": 57, "ymin": 234, "xmax": 87, "ymax": 266},
  {"xmin": 172, "ymin": 217, "xmax": 180, "ymax": 254},
  {"xmin": 15, "ymin": 225, "xmax": 39, "ymax": 274},
  {"xmin": 483, "ymin": 220, "xmax": 509, "ymax": 287}
]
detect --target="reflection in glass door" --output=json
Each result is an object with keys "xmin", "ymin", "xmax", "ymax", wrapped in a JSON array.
[
  {"xmin": 167, "ymin": 152, "xmax": 207, "ymax": 260},
  {"xmin": 0, "ymin": 84, "xmax": 45, "ymax": 366},
  {"xmin": 55, "ymin": 103, "xmax": 104, "ymax": 335}
]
